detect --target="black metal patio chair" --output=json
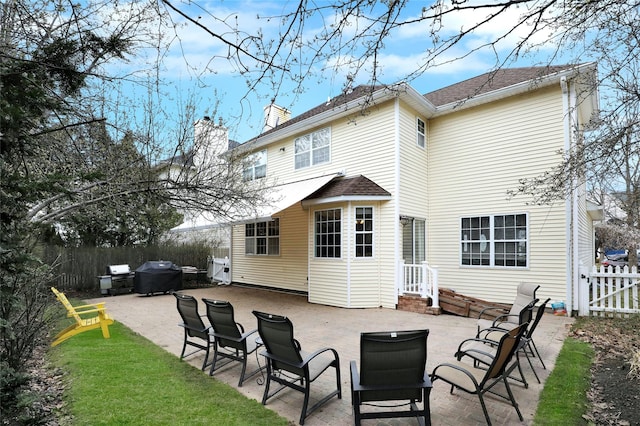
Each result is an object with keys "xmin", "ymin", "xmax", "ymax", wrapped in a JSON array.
[
  {"xmin": 431, "ymin": 323, "xmax": 528, "ymax": 426},
  {"xmin": 173, "ymin": 292, "xmax": 213, "ymax": 371},
  {"xmin": 202, "ymin": 298, "xmax": 262, "ymax": 386},
  {"xmin": 350, "ymin": 329, "xmax": 432, "ymax": 426},
  {"xmin": 458, "ymin": 298, "xmax": 537, "ymax": 388},
  {"xmin": 252, "ymin": 310, "xmax": 341, "ymax": 425},
  {"xmin": 472, "ymin": 298, "xmax": 551, "ymax": 384}
]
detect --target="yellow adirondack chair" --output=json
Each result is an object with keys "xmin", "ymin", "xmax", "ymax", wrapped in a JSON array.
[{"xmin": 51, "ymin": 287, "xmax": 114, "ymax": 346}]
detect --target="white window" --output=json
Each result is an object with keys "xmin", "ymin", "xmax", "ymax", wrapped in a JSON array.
[
  {"xmin": 245, "ymin": 218, "xmax": 279, "ymax": 255},
  {"xmin": 243, "ymin": 150, "xmax": 266, "ymax": 181},
  {"xmin": 355, "ymin": 207, "xmax": 373, "ymax": 257},
  {"xmin": 295, "ymin": 128, "xmax": 330, "ymax": 169},
  {"xmin": 315, "ymin": 208, "xmax": 341, "ymax": 258},
  {"xmin": 461, "ymin": 214, "xmax": 528, "ymax": 267},
  {"xmin": 416, "ymin": 118, "xmax": 426, "ymax": 148}
]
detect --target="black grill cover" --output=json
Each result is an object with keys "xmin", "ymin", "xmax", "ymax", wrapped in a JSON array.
[{"xmin": 134, "ymin": 261, "xmax": 183, "ymax": 295}]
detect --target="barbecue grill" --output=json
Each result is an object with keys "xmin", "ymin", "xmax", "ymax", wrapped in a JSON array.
[
  {"xmin": 134, "ymin": 261, "xmax": 182, "ymax": 295},
  {"xmin": 98, "ymin": 264, "xmax": 135, "ymax": 295}
]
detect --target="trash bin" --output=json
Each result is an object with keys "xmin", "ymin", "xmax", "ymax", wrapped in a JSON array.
[{"xmin": 134, "ymin": 261, "xmax": 183, "ymax": 295}]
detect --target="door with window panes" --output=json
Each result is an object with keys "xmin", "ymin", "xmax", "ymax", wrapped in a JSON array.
[{"xmin": 402, "ymin": 218, "xmax": 425, "ymax": 264}]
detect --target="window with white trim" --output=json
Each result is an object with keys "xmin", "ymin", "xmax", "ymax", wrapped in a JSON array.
[
  {"xmin": 295, "ymin": 127, "xmax": 330, "ymax": 169},
  {"xmin": 243, "ymin": 150, "xmax": 266, "ymax": 181},
  {"xmin": 355, "ymin": 207, "xmax": 373, "ymax": 257},
  {"xmin": 245, "ymin": 218, "xmax": 279, "ymax": 255},
  {"xmin": 416, "ymin": 118, "xmax": 426, "ymax": 148},
  {"xmin": 461, "ymin": 214, "xmax": 528, "ymax": 267},
  {"xmin": 315, "ymin": 208, "xmax": 341, "ymax": 258}
]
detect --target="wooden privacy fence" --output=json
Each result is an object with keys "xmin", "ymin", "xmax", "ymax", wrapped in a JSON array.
[
  {"xmin": 588, "ymin": 265, "xmax": 639, "ymax": 317},
  {"xmin": 43, "ymin": 245, "xmax": 229, "ymax": 292}
]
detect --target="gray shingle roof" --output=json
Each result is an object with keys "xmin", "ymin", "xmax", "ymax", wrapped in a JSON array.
[
  {"xmin": 248, "ymin": 65, "xmax": 576, "ymax": 142},
  {"xmin": 251, "ymin": 85, "xmax": 384, "ymax": 140},
  {"xmin": 305, "ymin": 175, "xmax": 391, "ymax": 200},
  {"xmin": 423, "ymin": 65, "xmax": 574, "ymax": 106}
]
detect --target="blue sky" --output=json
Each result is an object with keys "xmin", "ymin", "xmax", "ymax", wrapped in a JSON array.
[{"xmin": 111, "ymin": 1, "xmax": 567, "ymax": 146}]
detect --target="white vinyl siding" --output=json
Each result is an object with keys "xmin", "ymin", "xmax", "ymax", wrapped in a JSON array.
[
  {"xmin": 426, "ymin": 85, "xmax": 569, "ymax": 303},
  {"xmin": 231, "ymin": 205, "xmax": 309, "ymax": 293}
]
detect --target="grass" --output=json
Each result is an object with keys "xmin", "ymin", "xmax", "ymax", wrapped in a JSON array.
[
  {"xmin": 533, "ymin": 337, "xmax": 594, "ymax": 425},
  {"xmin": 48, "ymin": 302, "xmax": 598, "ymax": 426},
  {"xmin": 48, "ymin": 321, "xmax": 289, "ymax": 425}
]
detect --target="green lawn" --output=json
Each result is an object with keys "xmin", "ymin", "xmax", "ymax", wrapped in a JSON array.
[
  {"xmin": 49, "ymin": 308, "xmax": 596, "ymax": 426},
  {"xmin": 533, "ymin": 337, "xmax": 594, "ymax": 425},
  {"xmin": 49, "ymin": 322, "xmax": 289, "ymax": 426}
]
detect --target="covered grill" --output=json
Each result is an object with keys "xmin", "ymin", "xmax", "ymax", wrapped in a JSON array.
[
  {"xmin": 99, "ymin": 264, "xmax": 135, "ymax": 295},
  {"xmin": 134, "ymin": 261, "xmax": 183, "ymax": 295}
]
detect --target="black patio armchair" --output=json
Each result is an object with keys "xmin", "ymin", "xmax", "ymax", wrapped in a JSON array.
[
  {"xmin": 173, "ymin": 292, "xmax": 213, "ymax": 371},
  {"xmin": 252, "ymin": 310, "xmax": 342, "ymax": 425},
  {"xmin": 431, "ymin": 323, "xmax": 528, "ymax": 426},
  {"xmin": 350, "ymin": 329, "xmax": 432, "ymax": 426},
  {"xmin": 461, "ymin": 298, "xmax": 538, "ymax": 388},
  {"xmin": 471, "ymin": 298, "xmax": 551, "ymax": 385},
  {"xmin": 202, "ymin": 298, "xmax": 262, "ymax": 387}
]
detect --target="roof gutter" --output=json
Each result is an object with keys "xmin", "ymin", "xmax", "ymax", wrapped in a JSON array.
[
  {"xmin": 235, "ymin": 83, "xmax": 437, "ymax": 151},
  {"xmin": 433, "ymin": 63, "xmax": 598, "ymax": 117}
]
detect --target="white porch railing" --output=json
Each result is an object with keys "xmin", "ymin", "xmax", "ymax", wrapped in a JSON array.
[
  {"xmin": 587, "ymin": 265, "xmax": 639, "ymax": 316},
  {"xmin": 399, "ymin": 261, "xmax": 439, "ymax": 308}
]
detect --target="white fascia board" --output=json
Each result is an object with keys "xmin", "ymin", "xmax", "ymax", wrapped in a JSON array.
[
  {"xmin": 301, "ymin": 194, "xmax": 392, "ymax": 208},
  {"xmin": 433, "ymin": 63, "xmax": 598, "ymax": 117},
  {"xmin": 238, "ymin": 84, "xmax": 437, "ymax": 151}
]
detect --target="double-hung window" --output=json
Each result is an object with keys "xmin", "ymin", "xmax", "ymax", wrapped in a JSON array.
[
  {"xmin": 416, "ymin": 118, "xmax": 426, "ymax": 148},
  {"xmin": 461, "ymin": 213, "xmax": 528, "ymax": 267},
  {"xmin": 355, "ymin": 207, "xmax": 373, "ymax": 257},
  {"xmin": 294, "ymin": 128, "xmax": 330, "ymax": 169},
  {"xmin": 243, "ymin": 150, "xmax": 266, "ymax": 181},
  {"xmin": 314, "ymin": 208, "xmax": 341, "ymax": 258},
  {"xmin": 245, "ymin": 218, "xmax": 279, "ymax": 255}
]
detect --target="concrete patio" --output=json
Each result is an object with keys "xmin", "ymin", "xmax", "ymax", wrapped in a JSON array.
[{"xmin": 88, "ymin": 285, "xmax": 573, "ymax": 425}]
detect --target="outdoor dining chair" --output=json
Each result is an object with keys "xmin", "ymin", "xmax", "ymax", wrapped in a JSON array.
[
  {"xmin": 476, "ymin": 282, "xmax": 539, "ymax": 334},
  {"xmin": 431, "ymin": 323, "xmax": 527, "ymax": 426},
  {"xmin": 252, "ymin": 310, "xmax": 342, "ymax": 425},
  {"xmin": 474, "ymin": 298, "xmax": 551, "ymax": 384},
  {"xmin": 202, "ymin": 298, "xmax": 262, "ymax": 386},
  {"xmin": 173, "ymin": 292, "xmax": 213, "ymax": 371},
  {"xmin": 460, "ymin": 299, "xmax": 538, "ymax": 388},
  {"xmin": 350, "ymin": 329, "xmax": 432, "ymax": 426}
]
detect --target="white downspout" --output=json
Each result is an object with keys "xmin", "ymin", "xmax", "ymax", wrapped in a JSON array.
[
  {"xmin": 347, "ymin": 201, "xmax": 352, "ymax": 307},
  {"xmin": 561, "ymin": 76, "xmax": 577, "ymax": 316},
  {"xmin": 394, "ymin": 97, "xmax": 401, "ymax": 305}
]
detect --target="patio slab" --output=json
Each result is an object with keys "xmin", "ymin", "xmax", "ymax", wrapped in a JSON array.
[{"xmin": 88, "ymin": 285, "xmax": 573, "ymax": 425}]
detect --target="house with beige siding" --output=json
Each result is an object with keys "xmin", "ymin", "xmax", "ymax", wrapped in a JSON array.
[{"xmin": 185, "ymin": 63, "xmax": 600, "ymax": 314}]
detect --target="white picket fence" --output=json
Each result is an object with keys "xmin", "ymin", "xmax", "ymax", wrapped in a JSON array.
[
  {"xmin": 588, "ymin": 265, "xmax": 639, "ymax": 316},
  {"xmin": 207, "ymin": 256, "xmax": 231, "ymax": 285}
]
